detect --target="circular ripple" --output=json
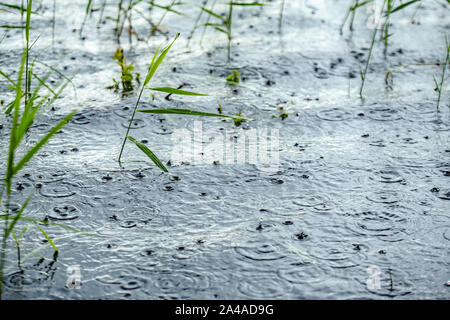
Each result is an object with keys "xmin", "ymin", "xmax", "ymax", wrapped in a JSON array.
[
  {"xmin": 346, "ymin": 210, "xmax": 406, "ymax": 242},
  {"xmin": 113, "ymin": 106, "xmax": 133, "ymax": 118},
  {"xmin": 48, "ymin": 204, "xmax": 80, "ymax": 220},
  {"xmin": 293, "ymin": 193, "xmax": 329, "ymax": 208},
  {"xmin": 277, "ymin": 263, "xmax": 325, "ymax": 286},
  {"xmin": 119, "ymin": 220, "xmax": 138, "ymax": 229},
  {"xmin": 151, "ymin": 270, "xmax": 210, "ymax": 296},
  {"xmin": 96, "ymin": 273, "xmax": 147, "ymax": 291},
  {"xmin": 38, "ymin": 181, "xmax": 77, "ymax": 198},
  {"xmin": 367, "ymin": 107, "xmax": 402, "ymax": 121},
  {"xmin": 71, "ymin": 110, "xmax": 100, "ymax": 125},
  {"xmin": 121, "ymin": 118, "xmax": 146, "ymax": 129},
  {"xmin": 234, "ymin": 240, "xmax": 287, "ymax": 262},
  {"xmin": 236, "ymin": 274, "xmax": 292, "ymax": 299},
  {"xmin": 366, "ymin": 190, "xmax": 402, "ymax": 204},
  {"xmin": 316, "ymin": 108, "xmax": 353, "ymax": 121},
  {"xmin": 309, "ymin": 240, "xmax": 366, "ymax": 269},
  {"xmin": 443, "ymin": 229, "xmax": 450, "ymax": 241},
  {"xmin": 240, "ymin": 66, "xmax": 263, "ymax": 82},
  {"xmin": 372, "ymin": 170, "xmax": 405, "ymax": 184},
  {"xmin": 360, "ymin": 267, "xmax": 413, "ymax": 298},
  {"xmin": 3, "ymin": 270, "xmax": 47, "ymax": 292}
]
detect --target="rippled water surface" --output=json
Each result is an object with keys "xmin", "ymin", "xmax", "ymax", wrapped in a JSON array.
[{"xmin": 0, "ymin": 0, "xmax": 449, "ymax": 299}]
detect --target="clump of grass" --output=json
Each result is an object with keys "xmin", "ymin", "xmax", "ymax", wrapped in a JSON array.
[
  {"xmin": 232, "ymin": 111, "xmax": 246, "ymax": 126},
  {"xmin": 280, "ymin": 112, "xmax": 288, "ymax": 120},
  {"xmin": 0, "ymin": 0, "xmax": 80, "ymax": 299},
  {"xmin": 226, "ymin": 69, "xmax": 240, "ymax": 84},
  {"xmin": 107, "ymin": 48, "xmax": 140, "ymax": 92},
  {"xmin": 118, "ymin": 33, "xmax": 245, "ymax": 169}
]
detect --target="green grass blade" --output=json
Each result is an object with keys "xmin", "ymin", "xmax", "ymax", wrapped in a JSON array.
[
  {"xmin": 25, "ymin": 0, "xmax": 32, "ymax": 43},
  {"xmin": 0, "ymin": 25, "xmax": 26, "ymax": 29},
  {"xmin": 388, "ymin": 0, "xmax": 420, "ymax": 15},
  {"xmin": 149, "ymin": 87, "xmax": 209, "ymax": 96},
  {"xmin": 5, "ymin": 188, "xmax": 34, "ymax": 238},
  {"xmin": 137, "ymin": 108, "xmax": 244, "ymax": 119},
  {"xmin": 229, "ymin": 2, "xmax": 266, "ymax": 6},
  {"xmin": 6, "ymin": 47, "xmax": 27, "ymax": 196},
  {"xmin": 13, "ymin": 110, "xmax": 77, "ymax": 175},
  {"xmin": 0, "ymin": 216, "xmax": 88, "ymax": 234},
  {"xmin": 127, "ymin": 136, "xmax": 168, "ymax": 172},
  {"xmin": 199, "ymin": 6, "xmax": 226, "ymax": 21},
  {"xmin": 38, "ymin": 227, "xmax": 58, "ymax": 252},
  {"xmin": 144, "ymin": 33, "xmax": 180, "ymax": 87},
  {"xmin": 0, "ymin": 70, "xmax": 17, "ymax": 88}
]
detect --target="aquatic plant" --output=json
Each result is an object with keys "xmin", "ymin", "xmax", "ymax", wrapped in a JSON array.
[
  {"xmin": 385, "ymin": 61, "xmax": 450, "ymax": 89},
  {"xmin": 226, "ymin": 69, "xmax": 240, "ymax": 84},
  {"xmin": 343, "ymin": 0, "xmax": 424, "ymax": 96},
  {"xmin": 381, "ymin": 0, "xmax": 422, "ymax": 54},
  {"xmin": 201, "ymin": 1, "xmax": 265, "ymax": 61},
  {"xmin": 108, "ymin": 48, "xmax": 139, "ymax": 92},
  {"xmin": 149, "ymin": 0, "xmax": 185, "ymax": 38},
  {"xmin": 340, "ymin": 0, "xmax": 368, "ymax": 34},
  {"xmin": 118, "ymin": 33, "xmax": 245, "ymax": 169},
  {"xmin": 0, "ymin": 0, "xmax": 82, "ymax": 299}
]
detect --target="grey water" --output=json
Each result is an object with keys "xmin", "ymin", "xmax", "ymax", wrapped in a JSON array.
[{"xmin": 0, "ymin": 0, "xmax": 449, "ymax": 299}]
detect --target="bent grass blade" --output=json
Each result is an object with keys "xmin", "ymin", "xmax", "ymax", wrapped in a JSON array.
[
  {"xmin": 149, "ymin": 87, "xmax": 209, "ymax": 96},
  {"xmin": 137, "ymin": 108, "xmax": 246, "ymax": 121},
  {"xmin": 38, "ymin": 227, "xmax": 58, "ymax": 252},
  {"xmin": 127, "ymin": 136, "xmax": 168, "ymax": 172}
]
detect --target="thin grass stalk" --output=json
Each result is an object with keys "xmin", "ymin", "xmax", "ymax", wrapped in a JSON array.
[
  {"xmin": 118, "ymin": 85, "xmax": 145, "ymax": 163},
  {"xmin": 436, "ymin": 36, "xmax": 450, "ymax": 109},
  {"xmin": 382, "ymin": 0, "xmax": 393, "ymax": 55},
  {"xmin": 52, "ymin": 0, "xmax": 55, "ymax": 47},
  {"xmin": 116, "ymin": 0, "xmax": 124, "ymax": 38},
  {"xmin": 349, "ymin": 0, "xmax": 359, "ymax": 31},
  {"xmin": 150, "ymin": 0, "xmax": 177, "ymax": 38},
  {"xmin": 97, "ymin": 0, "xmax": 107, "ymax": 28},
  {"xmin": 360, "ymin": 0, "xmax": 387, "ymax": 97},
  {"xmin": 279, "ymin": 0, "xmax": 285, "ymax": 28},
  {"xmin": 227, "ymin": 2, "xmax": 233, "ymax": 61},
  {"xmin": 187, "ymin": 0, "xmax": 208, "ymax": 47},
  {"xmin": 24, "ymin": 0, "xmax": 31, "ymax": 105},
  {"xmin": 200, "ymin": 0, "xmax": 217, "ymax": 46}
]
